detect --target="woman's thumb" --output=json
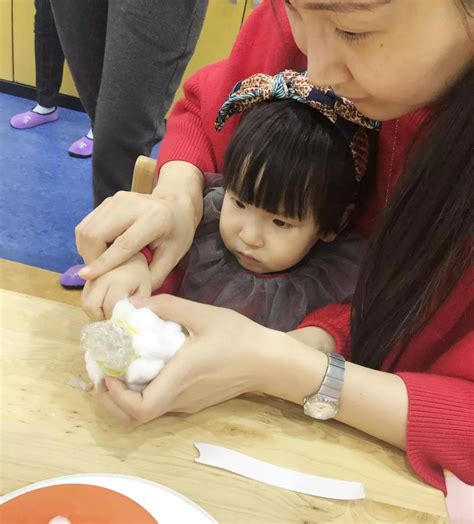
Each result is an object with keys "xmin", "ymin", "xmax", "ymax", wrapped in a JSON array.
[{"xmin": 130, "ymin": 294, "xmax": 207, "ymax": 333}]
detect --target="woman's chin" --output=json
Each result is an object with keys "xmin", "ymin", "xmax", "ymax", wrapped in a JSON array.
[{"xmin": 351, "ymin": 99, "xmax": 423, "ymax": 122}]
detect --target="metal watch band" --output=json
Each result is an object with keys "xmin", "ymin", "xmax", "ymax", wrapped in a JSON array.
[{"xmin": 317, "ymin": 352, "xmax": 345, "ymax": 400}]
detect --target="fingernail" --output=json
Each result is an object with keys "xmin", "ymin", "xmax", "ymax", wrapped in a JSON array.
[{"xmin": 78, "ymin": 266, "xmax": 91, "ymax": 276}]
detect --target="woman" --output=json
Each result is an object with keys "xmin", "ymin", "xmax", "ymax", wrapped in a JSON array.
[{"xmin": 76, "ymin": 0, "xmax": 473, "ymax": 493}]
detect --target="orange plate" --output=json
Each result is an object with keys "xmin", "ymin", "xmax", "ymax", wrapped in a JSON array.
[{"xmin": 0, "ymin": 483, "xmax": 157, "ymax": 524}]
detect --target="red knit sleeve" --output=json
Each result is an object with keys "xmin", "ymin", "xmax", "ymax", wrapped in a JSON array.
[
  {"xmin": 397, "ymin": 333, "xmax": 474, "ymax": 494},
  {"xmin": 299, "ymin": 307, "xmax": 474, "ymax": 494},
  {"xmin": 156, "ymin": 63, "xmax": 219, "ymax": 175},
  {"xmin": 297, "ymin": 303, "xmax": 352, "ymax": 358}
]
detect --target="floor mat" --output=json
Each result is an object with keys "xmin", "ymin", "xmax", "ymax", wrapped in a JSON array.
[{"xmin": 0, "ymin": 92, "xmax": 159, "ymax": 274}]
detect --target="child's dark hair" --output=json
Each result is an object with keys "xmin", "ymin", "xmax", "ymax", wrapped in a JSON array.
[{"xmin": 222, "ymin": 100, "xmax": 375, "ymax": 235}]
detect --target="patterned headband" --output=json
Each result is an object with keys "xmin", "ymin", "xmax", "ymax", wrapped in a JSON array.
[{"xmin": 215, "ymin": 70, "xmax": 380, "ymax": 181}]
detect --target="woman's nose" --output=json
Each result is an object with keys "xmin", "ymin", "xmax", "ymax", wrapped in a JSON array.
[{"xmin": 306, "ymin": 39, "xmax": 351, "ymax": 88}]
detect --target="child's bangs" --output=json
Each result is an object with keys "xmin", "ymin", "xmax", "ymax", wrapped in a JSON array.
[{"xmin": 224, "ymin": 144, "xmax": 316, "ymax": 221}]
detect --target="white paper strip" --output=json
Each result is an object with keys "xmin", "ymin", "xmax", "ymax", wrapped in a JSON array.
[{"xmin": 195, "ymin": 443, "xmax": 365, "ymax": 500}]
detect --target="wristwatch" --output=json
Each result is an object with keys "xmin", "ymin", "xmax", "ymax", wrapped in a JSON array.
[{"xmin": 303, "ymin": 352, "xmax": 345, "ymax": 420}]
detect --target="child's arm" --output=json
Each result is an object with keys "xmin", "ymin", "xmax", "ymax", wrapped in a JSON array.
[
  {"xmin": 81, "ymin": 253, "xmax": 152, "ymax": 321},
  {"xmin": 287, "ymin": 327, "xmax": 335, "ymax": 353}
]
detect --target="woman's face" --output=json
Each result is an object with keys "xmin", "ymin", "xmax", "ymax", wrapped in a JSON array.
[{"xmin": 285, "ymin": 0, "xmax": 473, "ymax": 120}]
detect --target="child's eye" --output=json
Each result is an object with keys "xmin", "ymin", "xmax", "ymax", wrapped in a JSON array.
[
  {"xmin": 232, "ymin": 198, "xmax": 246, "ymax": 209},
  {"xmin": 273, "ymin": 219, "xmax": 292, "ymax": 229},
  {"xmin": 335, "ymin": 28, "xmax": 370, "ymax": 42}
]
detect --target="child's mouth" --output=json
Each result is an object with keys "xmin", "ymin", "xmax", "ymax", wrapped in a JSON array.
[{"xmin": 236, "ymin": 251, "xmax": 260, "ymax": 265}]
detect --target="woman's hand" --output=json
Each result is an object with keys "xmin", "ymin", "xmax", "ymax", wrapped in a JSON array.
[
  {"xmin": 81, "ymin": 253, "xmax": 152, "ymax": 321},
  {"xmin": 97, "ymin": 295, "xmax": 273, "ymax": 424},
  {"xmin": 76, "ymin": 161, "xmax": 204, "ymax": 288},
  {"xmin": 97, "ymin": 295, "xmax": 330, "ymax": 425}
]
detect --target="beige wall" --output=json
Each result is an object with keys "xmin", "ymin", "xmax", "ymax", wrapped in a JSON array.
[{"xmin": 0, "ymin": 0, "xmax": 13, "ymax": 81}]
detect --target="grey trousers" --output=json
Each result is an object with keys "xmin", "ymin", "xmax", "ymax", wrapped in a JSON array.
[
  {"xmin": 50, "ymin": 0, "xmax": 208, "ymax": 206},
  {"xmin": 34, "ymin": 0, "xmax": 65, "ymax": 108}
]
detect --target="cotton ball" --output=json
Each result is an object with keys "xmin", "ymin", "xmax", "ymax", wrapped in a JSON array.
[
  {"xmin": 128, "ymin": 307, "xmax": 165, "ymax": 334},
  {"xmin": 163, "ymin": 320, "xmax": 183, "ymax": 333},
  {"xmin": 133, "ymin": 333, "xmax": 170, "ymax": 360},
  {"xmin": 49, "ymin": 517, "xmax": 71, "ymax": 524},
  {"xmin": 126, "ymin": 357, "xmax": 164, "ymax": 386},
  {"xmin": 161, "ymin": 330, "xmax": 186, "ymax": 356},
  {"xmin": 160, "ymin": 320, "xmax": 186, "ymax": 356},
  {"xmin": 85, "ymin": 350, "xmax": 105, "ymax": 388},
  {"xmin": 111, "ymin": 298, "xmax": 136, "ymax": 322}
]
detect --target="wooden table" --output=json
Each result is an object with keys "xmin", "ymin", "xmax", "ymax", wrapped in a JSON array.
[{"xmin": 0, "ymin": 259, "xmax": 450, "ymax": 522}]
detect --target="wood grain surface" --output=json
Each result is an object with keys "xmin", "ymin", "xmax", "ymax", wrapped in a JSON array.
[{"xmin": 0, "ymin": 279, "xmax": 449, "ymax": 522}]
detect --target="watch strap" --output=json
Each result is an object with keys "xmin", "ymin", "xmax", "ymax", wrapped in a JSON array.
[{"xmin": 318, "ymin": 352, "xmax": 345, "ymax": 400}]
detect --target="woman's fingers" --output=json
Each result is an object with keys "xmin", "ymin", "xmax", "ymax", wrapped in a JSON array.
[
  {"xmin": 136, "ymin": 278, "xmax": 152, "ymax": 299},
  {"xmin": 132, "ymin": 294, "xmax": 217, "ymax": 336},
  {"xmin": 76, "ymin": 193, "xmax": 173, "ymax": 279},
  {"xmin": 104, "ymin": 374, "xmax": 174, "ymax": 424},
  {"xmin": 101, "ymin": 303, "xmax": 207, "ymax": 423},
  {"xmin": 98, "ymin": 305, "xmax": 270, "ymax": 423},
  {"xmin": 81, "ymin": 281, "xmax": 107, "ymax": 321},
  {"xmin": 79, "ymin": 218, "xmax": 165, "ymax": 281},
  {"xmin": 103, "ymin": 286, "xmax": 131, "ymax": 321},
  {"xmin": 104, "ymin": 342, "xmax": 199, "ymax": 423},
  {"xmin": 148, "ymin": 245, "xmax": 181, "ymax": 289},
  {"xmin": 96, "ymin": 383, "xmax": 136, "ymax": 425},
  {"xmin": 76, "ymin": 195, "xmax": 131, "ymax": 265}
]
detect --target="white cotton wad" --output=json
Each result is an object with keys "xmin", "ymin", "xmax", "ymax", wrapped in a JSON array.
[
  {"xmin": 48, "ymin": 517, "xmax": 71, "ymax": 524},
  {"xmin": 81, "ymin": 299, "xmax": 186, "ymax": 392}
]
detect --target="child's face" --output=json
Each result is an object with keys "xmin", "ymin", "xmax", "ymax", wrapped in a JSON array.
[{"xmin": 219, "ymin": 190, "xmax": 325, "ymax": 274}]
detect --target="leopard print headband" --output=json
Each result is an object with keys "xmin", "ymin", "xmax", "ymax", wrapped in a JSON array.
[{"xmin": 215, "ymin": 70, "xmax": 380, "ymax": 181}]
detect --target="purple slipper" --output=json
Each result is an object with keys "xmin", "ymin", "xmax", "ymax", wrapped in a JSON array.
[
  {"xmin": 60, "ymin": 264, "xmax": 86, "ymax": 289},
  {"xmin": 10, "ymin": 109, "xmax": 59, "ymax": 129},
  {"xmin": 68, "ymin": 136, "xmax": 93, "ymax": 158}
]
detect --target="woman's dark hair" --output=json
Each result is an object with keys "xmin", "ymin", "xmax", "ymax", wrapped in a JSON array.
[
  {"xmin": 223, "ymin": 100, "xmax": 375, "ymax": 235},
  {"xmin": 351, "ymin": 64, "xmax": 474, "ymax": 369}
]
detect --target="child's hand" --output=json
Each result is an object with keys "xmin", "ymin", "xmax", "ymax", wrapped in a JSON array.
[{"xmin": 81, "ymin": 253, "xmax": 152, "ymax": 321}]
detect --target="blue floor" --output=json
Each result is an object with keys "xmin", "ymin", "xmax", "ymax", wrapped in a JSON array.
[
  {"xmin": 0, "ymin": 92, "xmax": 92, "ymax": 272},
  {"xmin": 0, "ymin": 92, "xmax": 158, "ymax": 273}
]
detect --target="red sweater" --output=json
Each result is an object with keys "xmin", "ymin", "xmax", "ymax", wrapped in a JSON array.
[{"xmin": 157, "ymin": 0, "xmax": 474, "ymax": 493}]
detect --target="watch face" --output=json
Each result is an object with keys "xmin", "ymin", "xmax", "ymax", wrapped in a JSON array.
[{"xmin": 304, "ymin": 399, "xmax": 338, "ymax": 420}]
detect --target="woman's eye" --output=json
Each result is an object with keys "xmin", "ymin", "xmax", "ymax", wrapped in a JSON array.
[
  {"xmin": 336, "ymin": 29, "xmax": 370, "ymax": 42},
  {"xmin": 273, "ymin": 219, "xmax": 291, "ymax": 229}
]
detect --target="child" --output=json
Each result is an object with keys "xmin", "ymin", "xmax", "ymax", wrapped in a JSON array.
[{"xmin": 81, "ymin": 70, "xmax": 379, "ymax": 331}]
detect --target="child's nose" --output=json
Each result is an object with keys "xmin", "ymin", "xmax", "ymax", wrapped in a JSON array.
[{"xmin": 239, "ymin": 223, "xmax": 264, "ymax": 248}]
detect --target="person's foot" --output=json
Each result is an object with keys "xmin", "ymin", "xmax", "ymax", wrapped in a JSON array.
[
  {"xmin": 60, "ymin": 264, "xmax": 86, "ymax": 289},
  {"xmin": 68, "ymin": 136, "xmax": 93, "ymax": 158},
  {"xmin": 10, "ymin": 109, "xmax": 59, "ymax": 129}
]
